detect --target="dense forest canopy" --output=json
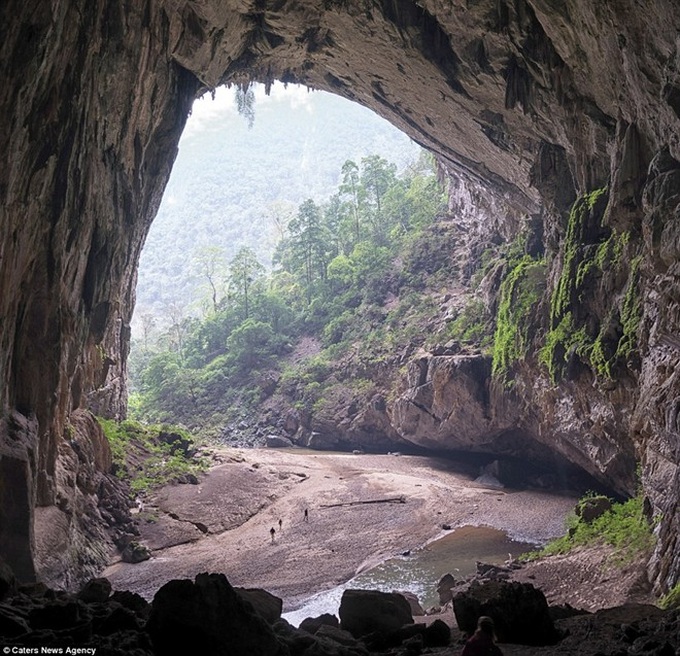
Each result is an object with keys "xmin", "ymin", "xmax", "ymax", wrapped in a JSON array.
[
  {"xmin": 129, "ymin": 145, "xmax": 449, "ymax": 438},
  {"xmin": 129, "ymin": 84, "xmax": 439, "ymax": 437},
  {"xmin": 134, "ymin": 84, "xmax": 420, "ymax": 337}
]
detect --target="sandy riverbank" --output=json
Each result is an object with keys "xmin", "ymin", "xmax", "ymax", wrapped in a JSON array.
[{"xmin": 103, "ymin": 448, "xmax": 579, "ymax": 609}]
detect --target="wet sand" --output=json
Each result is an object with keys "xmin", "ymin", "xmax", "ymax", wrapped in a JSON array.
[{"xmin": 103, "ymin": 448, "xmax": 578, "ymax": 609}]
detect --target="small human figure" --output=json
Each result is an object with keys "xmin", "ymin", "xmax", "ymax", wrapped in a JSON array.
[
  {"xmin": 278, "ymin": 518, "xmax": 283, "ymax": 531},
  {"xmin": 304, "ymin": 508, "xmax": 309, "ymax": 522},
  {"xmin": 460, "ymin": 616, "xmax": 503, "ymax": 656},
  {"xmin": 270, "ymin": 527, "xmax": 276, "ymax": 544}
]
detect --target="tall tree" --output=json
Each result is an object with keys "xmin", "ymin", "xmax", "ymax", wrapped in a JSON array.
[
  {"xmin": 361, "ymin": 155, "xmax": 397, "ymax": 243},
  {"xmin": 288, "ymin": 199, "xmax": 327, "ymax": 303},
  {"xmin": 228, "ymin": 246, "xmax": 265, "ymax": 320},
  {"xmin": 340, "ymin": 160, "xmax": 362, "ymax": 243},
  {"xmin": 194, "ymin": 245, "xmax": 226, "ymax": 313}
]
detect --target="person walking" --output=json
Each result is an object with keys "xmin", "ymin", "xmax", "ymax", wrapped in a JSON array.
[
  {"xmin": 460, "ymin": 616, "xmax": 503, "ymax": 656},
  {"xmin": 270, "ymin": 527, "xmax": 276, "ymax": 544},
  {"xmin": 304, "ymin": 508, "xmax": 309, "ymax": 522},
  {"xmin": 278, "ymin": 518, "xmax": 283, "ymax": 531}
]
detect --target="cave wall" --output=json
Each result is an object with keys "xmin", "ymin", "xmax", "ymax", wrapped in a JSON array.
[{"xmin": 1, "ymin": 0, "xmax": 680, "ymax": 590}]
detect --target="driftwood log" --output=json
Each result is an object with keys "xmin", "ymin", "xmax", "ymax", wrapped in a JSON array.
[{"xmin": 320, "ymin": 496, "xmax": 406, "ymax": 509}]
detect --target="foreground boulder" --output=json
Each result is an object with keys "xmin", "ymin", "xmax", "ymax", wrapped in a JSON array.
[
  {"xmin": 339, "ymin": 589, "xmax": 413, "ymax": 638},
  {"xmin": 453, "ymin": 580, "xmax": 560, "ymax": 646},
  {"xmin": 147, "ymin": 572, "xmax": 279, "ymax": 656},
  {"xmin": 234, "ymin": 586, "xmax": 283, "ymax": 624}
]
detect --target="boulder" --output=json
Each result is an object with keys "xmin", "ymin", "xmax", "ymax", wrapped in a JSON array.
[
  {"xmin": 315, "ymin": 624, "xmax": 360, "ymax": 647},
  {"xmin": 394, "ymin": 590, "xmax": 425, "ymax": 616},
  {"xmin": 147, "ymin": 572, "xmax": 279, "ymax": 656},
  {"xmin": 299, "ymin": 613, "xmax": 340, "ymax": 634},
  {"xmin": 234, "ymin": 587, "xmax": 283, "ymax": 624},
  {"xmin": 339, "ymin": 588, "xmax": 413, "ymax": 638},
  {"xmin": 265, "ymin": 435, "xmax": 295, "ymax": 448},
  {"xmin": 453, "ymin": 580, "xmax": 560, "ymax": 646},
  {"xmin": 575, "ymin": 496, "xmax": 612, "ymax": 523},
  {"xmin": 0, "ymin": 556, "xmax": 16, "ymax": 601},
  {"xmin": 437, "ymin": 573, "xmax": 457, "ymax": 605},
  {"xmin": 77, "ymin": 577, "xmax": 112, "ymax": 603},
  {"xmin": 424, "ymin": 619, "xmax": 451, "ymax": 647},
  {"xmin": 121, "ymin": 541, "xmax": 151, "ymax": 564}
]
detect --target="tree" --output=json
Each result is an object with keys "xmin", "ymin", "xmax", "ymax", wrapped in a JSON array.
[
  {"xmin": 140, "ymin": 312, "xmax": 156, "ymax": 351},
  {"xmin": 340, "ymin": 160, "xmax": 362, "ymax": 243},
  {"xmin": 360, "ymin": 155, "xmax": 397, "ymax": 243},
  {"xmin": 266, "ymin": 200, "xmax": 296, "ymax": 243},
  {"xmin": 194, "ymin": 245, "xmax": 226, "ymax": 313},
  {"xmin": 288, "ymin": 199, "xmax": 327, "ymax": 303},
  {"xmin": 228, "ymin": 247, "xmax": 265, "ymax": 320},
  {"xmin": 226, "ymin": 319, "xmax": 276, "ymax": 371}
]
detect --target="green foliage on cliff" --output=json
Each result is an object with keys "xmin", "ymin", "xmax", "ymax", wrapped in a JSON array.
[
  {"xmin": 616, "ymin": 254, "xmax": 643, "ymax": 361},
  {"xmin": 550, "ymin": 188, "xmax": 608, "ymax": 326},
  {"xmin": 97, "ymin": 418, "xmax": 208, "ymax": 494},
  {"xmin": 541, "ymin": 187, "xmax": 644, "ymax": 383},
  {"xmin": 491, "ymin": 254, "xmax": 546, "ymax": 382},
  {"xmin": 536, "ymin": 494, "xmax": 655, "ymax": 563},
  {"xmin": 660, "ymin": 583, "xmax": 680, "ymax": 610},
  {"xmin": 128, "ymin": 153, "xmax": 448, "ymax": 435}
]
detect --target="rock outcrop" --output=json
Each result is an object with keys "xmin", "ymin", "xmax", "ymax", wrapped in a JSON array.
[{"xmin": 1, "ymin": 0, "xmax": 680, "ymax": 596}]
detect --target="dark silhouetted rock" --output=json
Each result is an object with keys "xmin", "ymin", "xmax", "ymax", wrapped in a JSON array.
[
  {"xmin": 339, "ymin": 588, "xmax": 413, "ymax": 638},
  {"xmin": 315, "ymin": 624, "xmax": 361, "ymax": 648},
  {"xmin": 424, "ymin": 619, "xmax": 451, "ymax": 647},
  {"xmin": 147, "ymin": 572, "xmax": 279, "ymax": 656},
  {"xmin": 110, "ymin": 590, "xmax": 150, "ymax": 617},
  {"xmin": 0, "ymin": 604, "xmax": 30, "ymax": 637},
  {"xmin": 78, "ymin": 577, "xmax": 112, "ymax": 603},
  {"xmin": 453, "ymin": 580, "xmax": 559, "ymax": 646},
  {"xmin": 299, "ymin": 612, "xmax": 340, "ymax": 634},
  {"xmin": 235, "ymin": 587, "xmax": 283, "ymax": 624},
  {"xmin": 0, "ymin": 556, "xmax": 16, "ymax": 601}
]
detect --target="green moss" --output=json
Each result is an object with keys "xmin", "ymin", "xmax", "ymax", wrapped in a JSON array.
[
  {"xmin": 538, "ymin": 312, "xmax": 590, "ymax": 382},
  {"xmin": 97, "ymin": 418, "xmax": 208, "ymax": 495},
  {"xmin": 446, "ymin": 299, "xmax": 493, "ymax": 347},
  {"xmin": 550, "ymin": 187, "xmax": 608, "ymax": 327},
  {"xmin": 532, "ymin": 494, "xmax": 655, "ymax": 565},
  {"xmin": 491, "ymin": 255, "xmax": 546, "ymax": 383},
  {"xmin": 541, "ymin": 188, "xmax": 643, "ymax": 382},
  {"xmin": 616, "ymin": 255, "xmax": 643, "ymax": 361},
  {"xmin": 660, "ymin": 583, "xmax": 680, "ymax": 610}
]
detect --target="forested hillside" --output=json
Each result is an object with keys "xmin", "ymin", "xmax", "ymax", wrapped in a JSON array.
[
  {"xmin": 134, "ymin": 84, "xmax": 420, "ymax": 334},
  {"xmin": 129, "ymin": 150, "xmax": 451, "ymax": 442}
]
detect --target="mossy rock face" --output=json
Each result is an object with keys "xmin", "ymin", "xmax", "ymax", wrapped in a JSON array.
[
  {"xmin": 541, "ymin": 188, "xmax": 643, "ymax": 383},
  {"xmin": 121, "ymin": 541, "xmax": 151, "ymax": 564},
  {"xmin": 575, "ymin": 496, "xmax": 612, "ymax": 523}
]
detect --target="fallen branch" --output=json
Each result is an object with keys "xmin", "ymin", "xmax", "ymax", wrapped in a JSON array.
[{"xmin": 320, "ymin": 495, "xmax": 406, "ymax": 508}]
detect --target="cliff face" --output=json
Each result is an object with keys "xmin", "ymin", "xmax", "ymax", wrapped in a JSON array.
[{"xmin": 1, "ymin": 0, "xmax": 680, "ymax": 592}]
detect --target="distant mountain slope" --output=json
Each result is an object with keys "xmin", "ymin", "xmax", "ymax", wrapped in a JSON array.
[{"xmin": 134, "ymin": 84, "xmax": 420, "ymax": 332}]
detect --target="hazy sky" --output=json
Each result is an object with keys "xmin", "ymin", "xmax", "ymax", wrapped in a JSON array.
[{"xmin": 183, "ymin": 82, "xmax": 316, "ymax": 140}]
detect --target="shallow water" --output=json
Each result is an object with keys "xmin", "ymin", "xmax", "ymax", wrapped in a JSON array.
[{"xmin": 283, "ymin": 524, "xmax": 535, "ymax": 626}]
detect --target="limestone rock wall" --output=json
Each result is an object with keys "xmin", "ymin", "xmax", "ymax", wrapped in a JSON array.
[
  {"xmin": 0, "ymin": 0, "xmax": 200, "ymax": 586},
  {"xmin": 1, "ymin": 0, "xmax": 680, "ymax": 592}
]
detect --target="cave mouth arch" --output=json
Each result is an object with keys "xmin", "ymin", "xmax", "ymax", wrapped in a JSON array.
[{"xmin": 2, "ymin": 0, "xmax": 679, "ymax": 594}]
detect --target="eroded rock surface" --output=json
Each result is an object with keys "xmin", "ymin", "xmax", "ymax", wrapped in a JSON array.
[{"xmin": 1, "ymin": 0, "xmax": 680, "ymax": 595}]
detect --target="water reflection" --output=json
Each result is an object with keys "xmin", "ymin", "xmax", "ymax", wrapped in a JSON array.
[{"xmin": 283, "ymin": 525, "xmax": 535, "ymax": 626}]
